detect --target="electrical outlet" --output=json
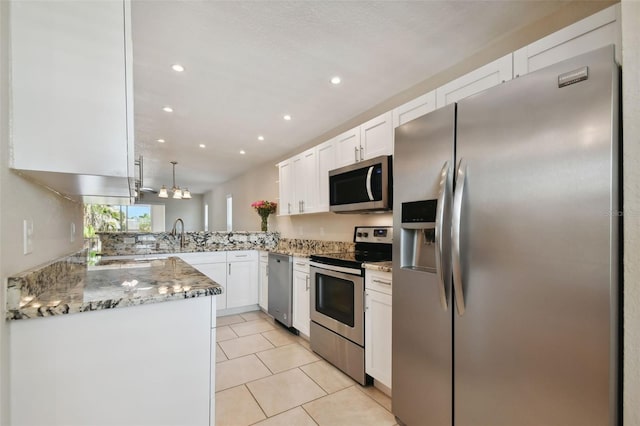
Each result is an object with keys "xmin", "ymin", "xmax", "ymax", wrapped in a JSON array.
[
  {"xmin": 70, "ymin": 222, "xmax": 76, "ymax": 243},
  {"xmin": 23, "ymin": 219, "xmax": 33, "ymax": 255}
]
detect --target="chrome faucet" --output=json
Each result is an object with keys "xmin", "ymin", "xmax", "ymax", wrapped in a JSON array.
[{"xmin": 171, "ymin": 218, "xmax": 185, "ymax": 249}]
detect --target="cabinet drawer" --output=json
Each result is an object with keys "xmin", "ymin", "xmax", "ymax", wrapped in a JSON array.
[
  {"xmin": 227, "ymin": 250, "xmax": 258, "ymax": 261},
  {"xmin": 293, "ymin": 257, "xmax": 310, "ymax": 273},
  {"xmin": 178, "ymin": 252, "xmax": 226, "ymax": 265},
  {"xmin": 365, "ymin": 270, "xmax": 392, "ymax": 295}
]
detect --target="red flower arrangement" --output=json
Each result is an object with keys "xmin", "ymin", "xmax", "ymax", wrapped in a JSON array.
[{"xmin": 251, "ymin": 200, "xmax": 277, "ymax": 231}]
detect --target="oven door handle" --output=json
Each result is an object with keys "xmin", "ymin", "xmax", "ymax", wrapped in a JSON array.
[
  {"xmin": 366, "ymin": 166, "xmax": 374, "ymax": 201},
  {"xmin": 309, "ymin": 261, "xmax": 362, "ymax": 276}
]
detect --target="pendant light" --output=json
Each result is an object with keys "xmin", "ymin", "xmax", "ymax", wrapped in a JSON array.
[{"xmin": 158, "ymin": 161, "xmax": 190, "ymax": 200}]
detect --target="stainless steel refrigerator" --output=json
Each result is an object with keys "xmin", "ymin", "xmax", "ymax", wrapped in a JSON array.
[{"xmin": 392, "ymin": 45, "xmax": 620, "ymax": 426}]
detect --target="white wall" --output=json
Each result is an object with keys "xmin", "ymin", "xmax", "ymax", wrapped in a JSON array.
[
  {"xmin": 622, "ymin": 1, "xmax": 639, "ymax": 423},
  {"xmin": 0, "ymin": 2, "xmax": 85, "ymax": 423},
  {"xmin": 138, "ymin": 193, "xmax": 204, "ymax": 232}
]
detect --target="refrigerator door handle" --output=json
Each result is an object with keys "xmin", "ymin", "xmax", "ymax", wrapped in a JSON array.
[
  {"xmin": 435, "ymin": 161, "xmax": 449, "ymax": 311},
  {"xmin": 452, "ymin": 159, "xmax": 466, "ymax": 315},
  {"xmin": 366, "ymin": 166, "xmax": 375, "ymax": 200}
]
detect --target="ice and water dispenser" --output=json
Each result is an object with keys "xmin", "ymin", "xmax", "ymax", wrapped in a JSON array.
[{"xmin": 400, "ymin": 199, "xmax": 438, "ymax": 273}]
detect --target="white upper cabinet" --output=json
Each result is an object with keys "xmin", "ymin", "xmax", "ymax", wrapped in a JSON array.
[
  {"xmin": 436, "ymin": 54, "xmax": 513, "ymax": 107},
  {"xmin": 335, "ymin": 112, "xmax": 393, "ymax": 168},
  {"xmin": 9, "ymin": 0, "xmax": 134, "ymax": 202},
  {"xmin": 316, "ymin": 138, "xmax": 336, "ymax": 212},
  {"xmin": 292, "ymin": 148, "xmax": 318, "ymax": 214},
  {"xmin": 278, "ymin": 159, "xmax": 293, "ymax": 216},
  {"xmin": 393, "ymin": 91, "xmax": 437, "ymax": 128},
  {"xmin": 513, "ymin": 4, "xmax": 620, "ymax": 77},
  {"xmin": 360, "ymin": 112, "xmax": 394, "ymax": 159},
  {"xmin": 335, "ymin": 127, "xmax": 362, "ymax": 168}
]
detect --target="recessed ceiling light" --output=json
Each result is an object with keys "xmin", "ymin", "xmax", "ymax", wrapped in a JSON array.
[
  {"xmin": 171, "ymin": 64, "xmax": 185, "ymax": 72},
  {"xmin": 240, "ymin": 150, "xmax": 246, "ymax": 155},
  {"xmin": 162, "ymin": 106, "xmax": 173, "ymax": 113},
  {"xmin": 331, "ymin": 76, "xmax": 341, "ymax": 85},
  {"xmin": 283, "ymin": 114, "xmax": 292, "ymax": 121},
  {"xmin": 258, "ymin": 136, "xmax": 264, "ymax": 141},
  {"xmin": 156, "ymin": 139, "xmax": 165, "ymax": 143},
  {"xmin": 199, "ymin": 144, "xmax": 206, "ymax": 148}
]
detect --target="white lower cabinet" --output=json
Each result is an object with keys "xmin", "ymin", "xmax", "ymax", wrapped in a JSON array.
[
  {"xmin": 10, "ymin": 296, "xmax": 217, "ymax": 426},
  {"xmin": 179, "ymin": 252, "xmax": 227, "ymax": 310},
  {"xmin": 292, "ymin": 257, "xmax": 311, "ymax": 337},
  {"xmin": 365, "ymin": 270, "xmax": 392, "ymax": 389},
  {"xmin": 227, "ymin": 251, "xmax": 259, "ymax": 309},
  {"xmin": 259, "ymin": 251, "xmax": 269, "ymax": 311},
  {"xmin": 179, "ymin": 251, "xmax": 259, "ymax": 312}
]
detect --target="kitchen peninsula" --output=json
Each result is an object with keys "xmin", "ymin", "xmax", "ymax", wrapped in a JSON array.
[{"xmin": 7, "ymin": 254, "xmax": 222, "ymax": 426}]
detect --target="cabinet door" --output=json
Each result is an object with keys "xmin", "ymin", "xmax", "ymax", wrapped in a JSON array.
[
  {"xmin": 259, "ymin": 260, "xmax": 269, "ymax": 311},
  {"xmin": 193, "ymin": 263, "xmax": 227, "ymax": 310},
  {"xmin": 316, "ymin": 139, "xmax": 336, "ymax": 212},
  {"xmin": 513, "ymin": 4, "xmax": 620, "ymax": 77},
  {"xmin": 436, "ymin": 54, "xmax": 512, "ymax": 107},
  {"xmin": 292, "ymin": 270, "xmax": 310, "ymax": 337},
  {"xmin": 278, "ymin": 159, "xmax": 293, "ymax": 216},
  {"xmin": 227, "ymin": 260, "xmax": 259, "ymax": 309},
  {"xmin": 393, "ymin": 91, "xmax": 437, "ymax": 128},
  {"xmin": 9, "ymin": 0, "xmax": 133, "ymax": 198},
  {"xmin": 361, "ymin": 112, "xmax": 393, "ymax": 160},
  {"xmin": 365, "ymin": 289, "xmax": 392, "ymax": 388},
  {"xmin": 335, "ymin": 127, "xmax": 361, "ymax": 168},
  {"xmin": 292, "ymin": 148, "xmax": 318, "ymax": 214}
]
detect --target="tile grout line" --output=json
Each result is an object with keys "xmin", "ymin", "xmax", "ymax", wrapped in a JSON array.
[
  {"xmin": 242, "ymin": 383, "xmax": 269, "ymax": 423},
  {"xmin": 352, "ymin": 385, "xmax": 394, "ymax": 414}
]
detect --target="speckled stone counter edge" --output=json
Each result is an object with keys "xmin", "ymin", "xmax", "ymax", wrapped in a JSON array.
[{"xmin": 363, "ymin": 262, "xmax": 393, "ymax": 273}]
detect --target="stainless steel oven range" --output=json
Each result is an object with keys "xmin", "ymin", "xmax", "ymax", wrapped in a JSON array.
[{"xmin": 309, "ymin": 226, "xmax": 392, "ymax": 385}]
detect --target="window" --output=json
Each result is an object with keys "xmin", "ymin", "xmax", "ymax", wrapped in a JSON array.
[
  {"xmin": 204, "ymin": 204, "xmax": 209, "ymax": 232},
  {"xmin": 84, "ymin": 204, "xmax": 155, "ymax": 235},
  {"xmin": 226, "ymin": 195, "xmax": 233, "ymax": 232}
]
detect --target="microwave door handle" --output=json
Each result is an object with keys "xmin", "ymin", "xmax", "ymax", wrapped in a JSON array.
[{"xmin": 366, "ymin": 166, "xmax": 374, "ymax": 201}]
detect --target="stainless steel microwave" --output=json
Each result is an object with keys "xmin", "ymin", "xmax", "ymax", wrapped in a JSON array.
[{"xmin": 329, "ymin": 155, "xmax": 392, "ymax": 213}]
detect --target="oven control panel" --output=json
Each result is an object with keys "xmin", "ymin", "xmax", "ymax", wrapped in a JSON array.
[{"xmin": 354, "ymin": 226, "xmax": 393, "ymax": 244}]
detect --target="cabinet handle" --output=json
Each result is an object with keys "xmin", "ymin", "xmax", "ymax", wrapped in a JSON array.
[
  {"xmin": 295, "ymin": 262, "xmax": 306, "ymax": 266},
  {"xmin": 288, "ymin": 203, "xmax": 291, "ymax": 214},
  {"xmin": 373, "ymin": 279, "xmax": 391, "ymax": 286},
  {"xmin": 228, "ymin": 264, "xmax": 231, "ymax": 275},
  {"xmin": 354, "ymin": 146, "xmax": 358, "ymax": 162},
  {"xmin": 305, "ymin": 275, "xmax": 310, "ymax": 291},
  {"xmin": 365, "ymin": 292, "xmax": 369, "ymax": 310},
  {"xmin": 301, "ymin": 200, "xmax": 304, "ymax": 212},
  {"xmin": 359, "ymin": 145, "xmax": 364, "ymax": 161},
  {"xmin": 234, "ymin": 254, "xmax": 248, "ymax": 258}
]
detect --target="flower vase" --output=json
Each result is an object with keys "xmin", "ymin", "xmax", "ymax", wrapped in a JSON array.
[{"xmin": 261, "ymin": 215, "xmax": 268, "ymax": 232}]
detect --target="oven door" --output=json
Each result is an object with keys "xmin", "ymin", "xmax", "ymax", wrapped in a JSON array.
[{"xmin": 310, "ymin": 263, "xmax": 364, "ymax": 346}]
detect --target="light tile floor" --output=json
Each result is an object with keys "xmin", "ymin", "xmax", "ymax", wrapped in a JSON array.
[{"xmin": 215, "ymin": 310, "xmax": 397, "ymax": 426}]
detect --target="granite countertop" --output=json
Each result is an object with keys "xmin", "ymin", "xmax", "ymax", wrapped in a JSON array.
[
  {"xmin": 363, "ymin": 261, "xmax": 392, "ymax": 273},
  {"xmin": 7, "ymin": 257, "xmax": 222, "ymax": 321}
]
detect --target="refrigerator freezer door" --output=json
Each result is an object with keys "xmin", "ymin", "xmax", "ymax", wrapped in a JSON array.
[
  {"xmin": 454, "ymin": 46, "xmax": 619, "ymax": 426},
  {"xmin": 392, "ymin": 104, "xmax": 455, "ymax": 426}
]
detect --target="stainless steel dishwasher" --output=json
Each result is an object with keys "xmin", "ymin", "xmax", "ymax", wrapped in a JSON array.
[{"xmin": 268, "ymin": 252, "xmax": 293, "ymax": 327}]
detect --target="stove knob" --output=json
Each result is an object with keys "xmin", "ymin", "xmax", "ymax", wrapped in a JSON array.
[
  {"xmin": 363, "ymin": 232, "xmax": 369, "ymax": 238},
  {"xmin": 357, "ymin": 232, "xmax": 363, "ymax": 237}
]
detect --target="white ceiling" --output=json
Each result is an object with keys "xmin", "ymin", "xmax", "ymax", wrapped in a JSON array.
[{"xmin": 132, "ymin": 0, "xmax": 571, "ymax": 194}]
